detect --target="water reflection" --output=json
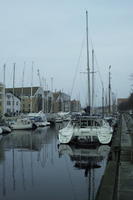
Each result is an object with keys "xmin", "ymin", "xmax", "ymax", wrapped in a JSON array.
[
  {"xmin": 58, "ymin": 144, "xmax": 110, "ymax": 200},
  {"xmin": 0, "ymin": 126, "xmax": 110, "ymax": 200}
]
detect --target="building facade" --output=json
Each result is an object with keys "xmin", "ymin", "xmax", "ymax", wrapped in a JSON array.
[
  {"xmin": 53, "ymin": 91, "xmax": 71, "ymax": 113},
  {"xmin": 6, "ymin": 87, "xmax": 44, "ymax": 113},
  {"xmin": 5, "ymin": 87, "xmax": 81, "ymax": 114},
  {"xmin": 70, "ymin": 100, "xmax": 81, "ymax": 112},
  {"xmin": 5, "ymin": 92, "xmax": 21, "ymax": 115},
  {"xmin": 44, "ymin": 91, "xmax": 53, "ymax": 113}
]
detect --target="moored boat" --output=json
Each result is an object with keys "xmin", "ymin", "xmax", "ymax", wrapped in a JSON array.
[
  {"xmin": 0, "ymin": 126, "xmax": 11, "ymax": 134},
  {"xmin": 9, "ymin": 118, "xmax": 37, "ymax": 130},
  {"xmin": 27, "ymin": 111, "xmax": 50, "ymax": 127},
  {"xmin": 0, "ymin": 127, "xmax": 3, "ymax": 134},
  {"xmin": 59, "ymin": 116, "xmax": 113, "ymax": 145},
  {"xmin": 0, "ymin": 117, "xmax": 12, "ymax": 134}
]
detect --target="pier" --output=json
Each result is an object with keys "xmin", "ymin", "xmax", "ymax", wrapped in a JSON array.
[{"xmin": 96, "ymin": 113, "xmax": 133, "ymax": 200}]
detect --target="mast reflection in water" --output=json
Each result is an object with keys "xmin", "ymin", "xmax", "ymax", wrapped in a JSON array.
[{"xmin": 0, "ymin": 125, "xmax": 110, "ymax": 200}]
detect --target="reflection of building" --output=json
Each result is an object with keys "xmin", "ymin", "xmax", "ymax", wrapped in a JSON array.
[
  {"xmin": 0, "ymin": 83, "xmax": 5, "ymax": 115},
  {"xmin": 0, "ymin": 143, "xmax": 4, "ymax": 163},
  {"xmin": 1, "ymin": 129, "xmax": 48, "ymax": 151}
]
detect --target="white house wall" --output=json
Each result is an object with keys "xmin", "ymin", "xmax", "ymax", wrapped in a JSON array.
[{"xmin": 5, "ymin": 93, "xmax": 21, "ymax": 114}]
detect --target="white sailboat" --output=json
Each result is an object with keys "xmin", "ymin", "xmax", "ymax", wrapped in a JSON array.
[
  {"xmin": 9, "ymin": 118, "xmax": 37, "ymax": 130},
  {"xmin": 59, "ymin": 116, "xmax": 113, "ymax": 144},
  {"xmin": 27, "ymin": 111, "xmax": 50, "ymax": 127},
  {"xmin": 58, "ymin": 11, "xmax": 113, "ymax": 145}
]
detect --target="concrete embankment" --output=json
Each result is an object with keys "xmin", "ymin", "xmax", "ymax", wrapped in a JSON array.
[{"xmin": 96, "ymin": 114, "xmax": 133, "ymax": 200}]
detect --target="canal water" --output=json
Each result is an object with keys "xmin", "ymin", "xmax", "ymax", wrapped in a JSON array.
[{"xmin": 0, "ymin": 123, "xmax": 110, "ymax": 200}]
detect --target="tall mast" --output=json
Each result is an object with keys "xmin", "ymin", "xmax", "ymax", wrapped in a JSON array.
[
  {"xmin": 22, "ymin": 62, "xmax": 25, "ymax": 98},
  {"xmin": 50, "ymin": 77, "xmax": 53, "ymax": 113},
  {"xmin": 30, "ymin": 61, "xmax": 34, "ymax": 113},
  {"xmin": 92, "ymin": 49, "xmax": 94, "ymax": 114},
  {"xmin": 108, "ymin": 65, "xmax": 111, "ymax": 114},
  {"xmin": 51, "ymin": 77, "xmax": 53, "ymax": 93},
  {"xmin": 21, "ymin": 62, "xmax": 25, "ymax": 113},
  {"xmin": 37, "ymin": 69, "xmax": 44, "ymax": 112},
  {"xmin": 12, "ymin": 63, "xmax": 15, "ymax": 115},
  {"xmin": 3, "ymin": 64, "xmax": 6, "ymax": 115},
  {"xmin": 102, "ymin": 84, "xmax": 104, "ymax": 117},
  {"xmin": 86, "ymin": 10, "xmax": 91, "ymax": 114},
  {"xmin": 3, "ymin": 64, "xmax": 6, "ymax": 86}
]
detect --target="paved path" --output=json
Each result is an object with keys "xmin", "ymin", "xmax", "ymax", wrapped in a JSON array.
[
  {"xmin": 118, "ymin": 114, "xmax": 133, "ymax": 200},
  {"xmin": 96, "ymin": 113, "xmax": 133, "ymax": 200}
]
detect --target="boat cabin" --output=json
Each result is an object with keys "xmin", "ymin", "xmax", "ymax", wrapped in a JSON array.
[{"xmin": 72, "ymin": 117, "xmax": 104, "ymax": 128}]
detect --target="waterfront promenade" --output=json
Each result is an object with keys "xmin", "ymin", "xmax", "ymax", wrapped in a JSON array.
[{"xmin": 96, "ymin": 113, "xmax": 133, "ymax": 200}]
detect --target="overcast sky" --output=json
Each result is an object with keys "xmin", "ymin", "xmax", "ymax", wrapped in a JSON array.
[{"xmin": 0, "ymin": 0, "xmax": 133, "ymax": 106}]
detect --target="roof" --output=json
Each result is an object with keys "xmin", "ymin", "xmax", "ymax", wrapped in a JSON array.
[
  {"xmin": 53, "ymin": 92, "xmax": 60, "ymax": 101},
  {"xmin": 6, "ymin": 92, "xmax": 21, "ymax": 100},
  {"xmin": 6, "ymin": 87, "xmax": 40, "ymax": 97}
]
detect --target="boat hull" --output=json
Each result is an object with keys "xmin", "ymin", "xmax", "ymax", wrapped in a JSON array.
[
  {"xmin": 59, "ymin": 126, "xmax": 73, "ymax": 144},
  {"xmin": 59, "ymin": 126, "xmax": 113, "ymax": 145},
  {"xmin": 1, "ymin": 126, "xmax": 11, "ymax": 134},
  {"xmin": 0, "ymin": 127, "xmax": 3, "ymax": 134},
  {"xmin": 11, "ymin": 124, "xmax": 35, "ymax": 130},
  {"xmin": 10, "ymin": 118, "xmax": 37, "ymax": 130}
]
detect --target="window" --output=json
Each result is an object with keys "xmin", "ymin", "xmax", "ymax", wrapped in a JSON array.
[
  {"xmin": 16, "ymin": 101, "xmax": 18, "ymax": 105},
  {"xmin": 7, "ymin": 95, "xmax": 11, "ymax": 99},
  {"xmin": 7, "ymin": 101, "xmax": 11, "ymax": 105}
]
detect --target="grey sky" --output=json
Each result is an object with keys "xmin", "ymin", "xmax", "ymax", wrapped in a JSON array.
[{"xmin": 0, "ymin": 0, "xmax": 133, "ymax": 106}]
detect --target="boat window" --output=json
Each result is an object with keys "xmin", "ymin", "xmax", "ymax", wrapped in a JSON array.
[
  {"xmin": 81, "ymin": 119, "xmax": 101, "ymax": 127},
  {"xmin": 80, "ymin": 121, "xmax": 88, "ymax": 128},
  {"xmin": 72, "ymin": 118, "xmax": 102, "ymax": 127},
  {"xmin": 29, "ymin": 116, "xmax": 43, "ymax": 122}
]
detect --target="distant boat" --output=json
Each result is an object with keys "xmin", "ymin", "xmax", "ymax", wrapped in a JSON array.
[
  {"xmin": 55, "ymin": 114, "xmax": 63, "ymax": 123},
  {"xmin": 0, "ymin": 126, "xmax": 11, "ymax": 134},
  {"xmin": 27, "ymin": 111, "xmax": 50, "ymax": 127},
  {"xmin": 58, "ymin": 116, "xmax": 113, "ymax": 145},
  {"xmin": 0, "ymin": 117, "xmax": 12, "ymax": 134},
  {"xmin": 57, "ymin": 112, "xmax": 71, "ymax": 121},
  {"xmin": 9, "ymin": 118, "xmax": 37, "ymax": 130}
]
